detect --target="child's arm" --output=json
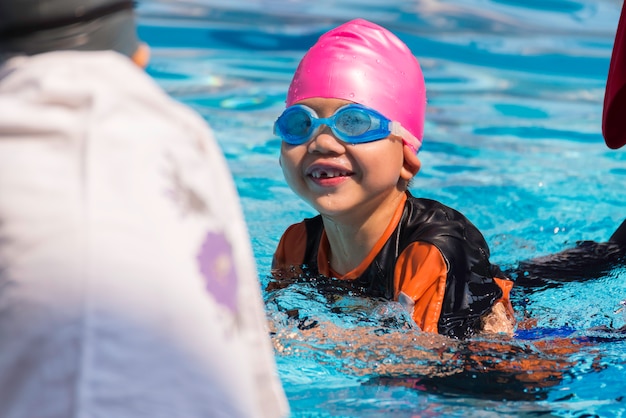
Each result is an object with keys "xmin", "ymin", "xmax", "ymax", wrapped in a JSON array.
[
  {"xmin": 394, "ymin": 242, "xmax": 515, "ymax": 338},
  {"xmin": 393, "ymin": 242, "xmax": 448, "ymax": 333}
]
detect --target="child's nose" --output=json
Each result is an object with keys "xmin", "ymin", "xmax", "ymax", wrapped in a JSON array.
[{"xmin": 307, "ymin": 126, "xmax": 345, "ymax": 153}]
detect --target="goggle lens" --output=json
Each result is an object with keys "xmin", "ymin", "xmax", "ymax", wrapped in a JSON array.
[
  {"xmin": 335, "ymin": 109, "xmax": 372, "ymax": 136},
  {"xmin": 283, "ymin": 108, "xmax": 314, "ymax": 139}
]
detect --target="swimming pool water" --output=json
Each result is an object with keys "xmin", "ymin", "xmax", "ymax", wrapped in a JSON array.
[{"xmin": 138, "ymin": 0, "xmax": 625, "ymax": 416}]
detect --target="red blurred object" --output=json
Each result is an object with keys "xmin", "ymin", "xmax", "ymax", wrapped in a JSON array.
[{"xmin": 603, "ymin": 2, "xmax": 626, "ymax": 149}]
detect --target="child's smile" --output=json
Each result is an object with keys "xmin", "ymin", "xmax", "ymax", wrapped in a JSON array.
[{"xmin": 306, "ymin": 162, "xmax": 354, "ymax": 186}]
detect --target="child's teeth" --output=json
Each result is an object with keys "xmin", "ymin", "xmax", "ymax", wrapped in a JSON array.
[{"xmin": 312, "ymin": 170, "xmax": 347, "ymax": 179}]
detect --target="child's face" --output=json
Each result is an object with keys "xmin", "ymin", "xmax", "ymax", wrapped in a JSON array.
[{"xmin": 279, "ymin": 97, "xmax": 410, "ymax": 222}]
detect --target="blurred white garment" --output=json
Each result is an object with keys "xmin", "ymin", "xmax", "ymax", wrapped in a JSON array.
[{"xmin": 0, "ymin": 50, "xmax": 288, "ymax": 418}]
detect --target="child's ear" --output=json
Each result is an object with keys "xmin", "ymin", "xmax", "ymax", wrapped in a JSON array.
[
  {"xmin": 400, "ymin": 144, "xmax": 421, "ymax": 181},
  {"xmin": 132, "ymin": 42, "xmax": 151, "ymax": 68}
]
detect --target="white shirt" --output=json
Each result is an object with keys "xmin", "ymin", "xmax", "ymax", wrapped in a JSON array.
[{"xmin": 0, "ymin": 50, "xmax": 288, "ymax": 418}]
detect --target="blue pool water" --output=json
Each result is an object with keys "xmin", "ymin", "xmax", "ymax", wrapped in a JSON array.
[{"xmin": 138, "ymin": 0, "xmax": 625, "ymax": 416}]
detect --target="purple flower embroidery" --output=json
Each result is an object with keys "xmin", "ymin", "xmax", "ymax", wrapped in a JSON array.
[{"xmin": 197, "ymin": 231, "xmax": 238, "ymax": 313}]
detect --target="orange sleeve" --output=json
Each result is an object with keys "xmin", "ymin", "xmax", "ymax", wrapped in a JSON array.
[
  {"xmin": 394, "ymin": 242, "xmax": 448, "ymax": 333},
  {"xmin": 271, "ymin": 222, "xmax": 308, "ymax": 271}
]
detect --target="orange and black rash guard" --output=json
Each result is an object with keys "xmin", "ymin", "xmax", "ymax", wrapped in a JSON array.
[{"xmin": 272, "ymin": 192, "xmax": 514, "ymax": 339}]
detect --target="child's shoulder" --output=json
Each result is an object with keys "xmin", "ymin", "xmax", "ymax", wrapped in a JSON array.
[
  {"xmin": 403, "ymin": 194, "xmax": 488, "ymax": 247},
  {"xmin": 402, "ymin": 194, "xmax": 499, "ymax": 285},
  {"xmin": 405, "ymin": 194, "xmax": 475, "ymax": 224},
  {"xmin": 274, "ymin": 218, "xmax": 318, "ymax": 270},
  {"xmin": 280, "ymin": 215, "xmax": 323, "ymax": 239}
]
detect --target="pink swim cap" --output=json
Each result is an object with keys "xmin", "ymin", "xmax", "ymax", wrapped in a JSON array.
[{"xmin": 287, "ymin": 19, "xmax": 426, "ymax": 145}]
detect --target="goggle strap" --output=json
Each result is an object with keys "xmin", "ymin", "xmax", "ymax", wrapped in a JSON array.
[{"xmin": 390, "ymin": 122, "xmax": 421, "ymax": 153}]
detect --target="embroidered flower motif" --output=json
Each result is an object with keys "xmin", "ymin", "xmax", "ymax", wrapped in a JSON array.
[
  {"xmin": 164, "ymin": 153, "xmax": 210, "ymax": 218},
  {"xmin": 197, "ymin": 231, "xmax": 238, "ymax": 313}
]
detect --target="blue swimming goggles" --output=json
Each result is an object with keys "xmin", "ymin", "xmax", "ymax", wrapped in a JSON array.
[{"xmin": 274, "ymin": 103, "xmax": 420, "ymax": 151}]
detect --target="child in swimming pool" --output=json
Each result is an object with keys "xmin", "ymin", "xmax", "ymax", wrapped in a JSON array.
[{"xmin": 271, "ymin": 18, "xmax": 515, "ymax": 340}]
